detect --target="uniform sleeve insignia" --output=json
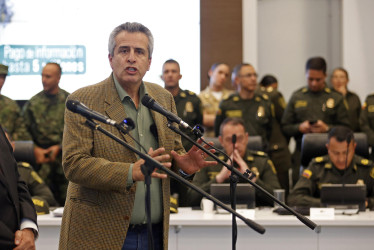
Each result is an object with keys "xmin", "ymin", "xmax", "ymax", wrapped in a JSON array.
[
  {"xmin": 368, "ymin": 105, "xmax": 374, "ymax": 113},
  {"xmin": 233, "ymin": 96, "xmax": 240, "ymax": 101},
  {"xmin": 295, "ymin": 100, "xmax": 307, "ymax": 108},
  {"xmin": 31, "ymin": 171, "xmax": 44, "ymax": 184},
  {"xmin": 315, "ymin": 156, "xmax": 324, "ymax": 163},
  {"xmin": 268, "ymin": 160, "xmax": 277, "ymax": 174},
  {"xmin": 247, "ymin": 156, "xmax": 254, "ymax": 161},
  {"xmin": 180, "ymin": 92, "xmax": 187, "ymax": 98},
  {"xmin": 250, "ymin": 167, "xmax": 260, "ymax": 177},
  {"xmin": 370, "ymin": 168, "xmax": 374, "ymax": 179},
  {"xmin": 185, "ymin": 101, "xmax": 194, "ymax": 112},
  {"xmin": 32, "ymin": 198, "xmax": 45, "ymax": 208},
  {"xmin": 226, "ymin": 110, "xmax": 242, "ymax": 117},
  {"xmin": 21, "ymin": 162, "xmax": 31, "ymax": 168},
  {"xmin": 278, "ymin": 97, "xmax": 286, "ymax": 109},
  {"xmin": 302, "ymin": 169, "xmax": 312, "ymax": 179},
  {"xmin": 257, "ymin": 106, "xmax": 265, "ymax": 118},
  {"xmin": 362, "ymin": 102, "xmax": 367, "ymax": 110},
  {"xmin": 326, "ymin": 98, "xmax": 335, "ymax": 108},
  {"xmin": 361, "ymin": 159, "xmax": 369, "ymax": 165}
]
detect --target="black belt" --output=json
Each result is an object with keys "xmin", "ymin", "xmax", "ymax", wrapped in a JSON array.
[{"xmin": 128, "ymin": 222, "xmax": 162, "ymax": 231}]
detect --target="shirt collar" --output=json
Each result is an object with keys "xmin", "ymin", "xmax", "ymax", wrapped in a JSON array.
[{"xmin": 113, "ymin": 75, "xmax": 148, "ymax": 102}]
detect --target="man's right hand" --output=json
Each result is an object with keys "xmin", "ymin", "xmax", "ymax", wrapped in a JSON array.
[
  {"xmin": 299, "ymin": 120, "xmax": 311, "ymax": 134},
  {"xmin": 131, "ymin": 147, "xmax": 171, "ymax": 182}
]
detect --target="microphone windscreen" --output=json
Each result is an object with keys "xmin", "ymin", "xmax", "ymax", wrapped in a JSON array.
[
  {"xmin": 141, "ymin": 95, "xmax": 153, "ymax": 107},
  {"xmin": 66, "ymin": 100, "xmax": 78, "ymax": 112}
]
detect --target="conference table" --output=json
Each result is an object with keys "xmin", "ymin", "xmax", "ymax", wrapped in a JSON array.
[{"xmin": 36, "ymin": 207, "xmax": 374, "ymax": 250}]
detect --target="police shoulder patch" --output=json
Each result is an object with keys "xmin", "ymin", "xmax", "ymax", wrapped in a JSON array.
[
  {"xmin": 233, "ymin": 96, "xmax": 240, "ymax": 101},
  {"xmin": 188, "ymin": 90, "xmax": 196, "ymax": 95},
  {"xmin": 180, "ymin": 92, "xmax": 187, "ymax": 98},
  {"xmin": 325, "ymin": 87, "xmax": 331, "ymax": 93},
  {"xmin": 315, "ymin": 156, "xmax": 324, "ymax": 163},
  {"xmin": 21, "ymin": 162, "xmax": 31, "ymax": 168},
  {"xmin": 302, "ymin": 169, "xmax": 312, "ymax": 179}
]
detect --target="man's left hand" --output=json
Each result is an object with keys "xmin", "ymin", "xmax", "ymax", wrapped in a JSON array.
[
  {"xmin": 14, "ymin": 228, "xmax": 35, "ymax": 250},
  {"xmin": 171, "ymin": 139, "xmax": 217, "ymax": 175}
]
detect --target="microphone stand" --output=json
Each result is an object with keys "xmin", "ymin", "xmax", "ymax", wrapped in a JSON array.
[
  {"xmin": 84, "ymin": 119, "xmax": 266, "ymax": 248},
  {"xmin": 229, "ymin": 135, "xmax": 238, "ymax": 250},
  {"xmin": 167, "ymin": 123, "xmax": 318, "ymax": 232}
]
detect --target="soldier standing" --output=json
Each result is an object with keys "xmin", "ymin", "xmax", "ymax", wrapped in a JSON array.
[
  {"xmin": 161, "ymin": 59, "xmax": 203, "ymax": 207},
  {"xmin": 22, "ymin": 62, "xmax": 69, "ymax": 205},
  {"xmin": 281, "ymin": 57, "xmax": 350, "ymax": 184},
  {"xmin": 214, "ymin": 63, "xmax": 273, "ymax": 151}
]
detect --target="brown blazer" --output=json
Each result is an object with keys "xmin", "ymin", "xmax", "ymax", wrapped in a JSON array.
[{"xmin": 59, "ymin": 75, "xmax": 184, "ymax": 249}]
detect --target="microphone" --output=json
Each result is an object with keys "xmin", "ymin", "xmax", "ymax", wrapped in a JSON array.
[
  {"xmin": 141, "ymin": 95, "xmax": 191, "ymax": 129},
  {"xmin": 346, "ymin": 132, "xmax": 353, "ymax": 144},
  {"xmin": 232, "ymin": 134, "xmax": 237, "ymax": 145}
]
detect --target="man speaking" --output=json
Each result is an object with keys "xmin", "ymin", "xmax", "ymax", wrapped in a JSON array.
[{"xmin": 59, "ymin": 22, "xmax": 215, "ymax": 250}]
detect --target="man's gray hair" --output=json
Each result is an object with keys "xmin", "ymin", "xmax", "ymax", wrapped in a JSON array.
[{"xmin": 108, "ymin": 22, "xmax": 154, "ymax": 59}]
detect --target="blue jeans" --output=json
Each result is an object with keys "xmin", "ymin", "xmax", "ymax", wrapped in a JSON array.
[{"xmin": 122, "ymin": 223, "xmax": 163, "ymax": 250}]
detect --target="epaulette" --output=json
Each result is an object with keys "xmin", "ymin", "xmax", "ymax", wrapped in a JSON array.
[
  {"xmin": 248, "ymin": 150, "xmax": 267, "ymax": 157},
  {"xmin": 20, "ymin": 162, "xmax": 31, "ymax": 168},
  {"xmin": 262, "ymin": 94, "xmax": 269, "ymax": 100},
  {"xmin": 313, "ymin": 155, "xmax": 328, "ymax": 164},
  {"xmin": 355, "ymin": 157, "xmax": 372, "ymax": 167},
  {"xmin": 187, "ymin": 90, "xmax": 196, "ymax": 96},
  {"xmin": 324, "ymin": 87, "xmax": 331, "ymax": 93},
  {"xmin": 232, "ymin": 96, "xmax": 240, "ymax": 102},
  {"xmin": 301, "ymin": 88, "xmax": 308, "ymax": 93},
  {"xmin": 180, "ymin": 92, "xmax": 187, "ymax": 98}
]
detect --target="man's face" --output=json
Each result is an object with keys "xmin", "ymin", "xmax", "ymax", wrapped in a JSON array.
[
  {"xmin": 0, "ymin": 75, "xmax": 6, "ymax": 92},
  {"xmin": 109, "ymin": 31, "xmax": 151, "ymax": 87},
  {"xmin": 219, "ymin": 123, "xmax": 248, "ymax": 157},
  {"xmin": 161, "ymin": 63, "xmax": 182, "ymax": 89},
  {"xmin": 42, "ymin": 64, "xmax": 60, "ymax": 95},
  {"xmin": 306, "ymin": 69, "xmax": 326, "ymax": 92},
  {"xmin": 237, "ymin": 65, "xmax": 257, "ymax": 93},
  {"xmin": 209, "ymin": 64, "xmax": 230, "ymax": 88},
  {"xmin": 327, "ymin": 137, "xmax": 356, "ymax": 170}
]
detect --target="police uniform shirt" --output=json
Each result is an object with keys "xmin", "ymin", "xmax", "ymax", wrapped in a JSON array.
[
  {"xmin": 288, "ymin": 155, "xmax": 374, "ymax": 208},
  {"xmin": 360, "ymin": 93, "xmax": 374, "ymax": 149}
]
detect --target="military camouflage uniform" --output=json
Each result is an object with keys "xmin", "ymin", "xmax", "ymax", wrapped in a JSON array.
[
  {"xmin": 198, "ymin": 87, "xmax": 233, "ymax": 137},
  {"xmin": 214, "ymin": 92, "xmax": 273, "ymax": 150},
  {"xmin": 22, "ymin": 89, "xmax": 69, "ymax": 205},
  {"xmin": 288, "ymin": 155, "xmax": 374, "ymax": 209},
  {"xmin": 170, "ymin": 88, "xmax": 203, "ymax": 207},
  {"xmin": 360, "ymin": 93, "xmax": 374, "ymax": 160},
  {"xmin": 0, "ymin": 95, "xmax": 30, "ymax": 140},
  {"xmin": 258, "ymin": 86, "xmax": 292, "ymax": 192},
  {"xmin": 332, "ymin": 89, "xmax": 361, "ymax": 132},
  {"xmin": 188, "ymin": 149, "xmax": 281, "ymax": 207},
  {"xmin": 281, "ymin": 87, "xmax": 351, "ymax": 183},
  {"xmin": 18, "ymin": 162, "xmax": 58, "ymax": 214}
]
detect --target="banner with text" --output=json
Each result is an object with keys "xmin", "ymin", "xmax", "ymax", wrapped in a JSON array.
[{"xmin": 0, "ymin": 45, "xmax": 86, "ymax": 75}]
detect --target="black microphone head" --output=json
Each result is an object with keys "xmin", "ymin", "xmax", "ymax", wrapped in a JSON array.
[
  {"xmin": 346, "ymin": 132, "xmax": 353, "ymax": 144},
  {"xmin": 122, "ymin": 118, "xmax": 135, "ymax": 131},
  {"xmin": 232, "ymin": 134, "xmax": 237, "ymax": 144},
  {"xmin": 66, "ymin": 99, "xmax": 79, "ymax": 112},
  {"xmin": 141, "ymin": 95, "xmax": 154, "ymax": 108}
]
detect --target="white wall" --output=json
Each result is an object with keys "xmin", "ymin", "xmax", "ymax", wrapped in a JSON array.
[
  {"xmin": 0, "ymin": 0, "xmax": 200, "ymax": 100},
  {"xmin": 342, "ymin": 0, "xmax": 374, "ymax": 102}
]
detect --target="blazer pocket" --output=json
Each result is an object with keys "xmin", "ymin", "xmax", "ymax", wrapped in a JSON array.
[{"xmin": 70, "ymin": 186, "xmax": 102, "ymax": 206}]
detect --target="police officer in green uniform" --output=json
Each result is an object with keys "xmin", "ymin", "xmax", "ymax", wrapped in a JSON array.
[
  {"xmin": 189, "ymin": 117, "xmax": 280, "ymax": 207},
  {"xmin": 258, "ymin": 75, "xmax": 292, "ymax": 193},
  {"xmin": 288, "ymin": 126, "xmax": 374, "ymax": 209},
  {"xmin": 281, "ymin": 57, "xmax": 350, "ymax": 184},
  {"xmin": 0, "ymin": 64, "xmax": 30, "ymax": 141},
  {"xmin": 214, "ymin": 63, "xmax": 273, "ymax": 151},
  {"xmin": 18, "ymin": 162, "xmax": 58, "ymax": 213},
  {"xmin": 331, "ymin": 67, "xmax": 361, "ymax": 132},
  {"xmin": 161, "ymin": 59, "xmax": 203, "ymax": 207},
  {"xmin": 360, "ymin": 93, "xmax": 374, "ymax": 160},
  {"xmin": 22, "ymin": 62, "xmax": 69, "ymax": 205},
  {"xmin": 4, "ymin": 129, "xmax": 58, "ymax": 213}
]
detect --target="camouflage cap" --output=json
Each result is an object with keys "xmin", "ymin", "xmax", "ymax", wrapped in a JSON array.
[{"xmin": 0, "ymin": 64, "xmax": 8, "ymax": 75}]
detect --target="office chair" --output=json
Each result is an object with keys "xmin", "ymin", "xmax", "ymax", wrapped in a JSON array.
[
  {"xmin": 300, "ymin": 132, "xmax": 369, "ymax": 170},
  {"xmin": 14, "ymin": 140, "xmax": 36, "ymax": 166}
]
